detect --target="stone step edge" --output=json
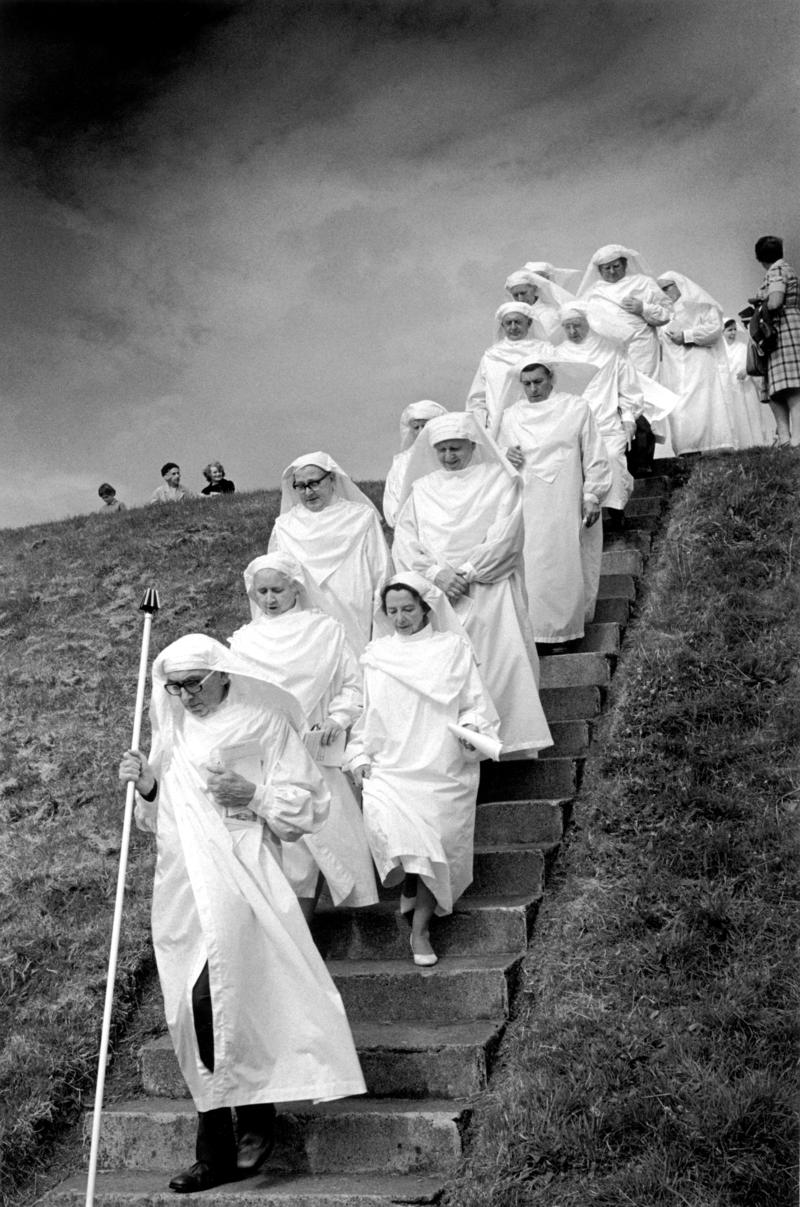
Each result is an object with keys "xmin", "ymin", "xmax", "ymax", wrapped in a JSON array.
[{"xmin": 92, "ymin": 1095, "xmax": 471, "ymax": 1122}]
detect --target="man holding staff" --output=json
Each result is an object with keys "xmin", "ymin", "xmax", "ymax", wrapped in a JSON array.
[{"xmin": 118, "ymin": 634, "xmax": 365, "ymax": 1194}]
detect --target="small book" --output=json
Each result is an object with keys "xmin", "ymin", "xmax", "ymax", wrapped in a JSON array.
[{"xmin": 303, "ymin": 728, "xmax": 346, "ymax": 768}]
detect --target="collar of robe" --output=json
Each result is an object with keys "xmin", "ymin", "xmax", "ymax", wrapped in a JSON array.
[
  {"xmin": 363, "ymin": 627, "xmax": 473, "ymax": 705},
  {"xmin": 503, "ymin": 394, "xmax": 591, "ymax": 483},
  {"xmin": 229, "ymin": 607, "xmax": 347, "ymax": 719}
]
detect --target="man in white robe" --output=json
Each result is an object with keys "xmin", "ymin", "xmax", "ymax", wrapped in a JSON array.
[
  {"xmin": 499, "ymin": 360, "xmax": 613, "ymax": 650},
  {"xmin": 504, "ymin": 267, "xmax": 573, "ymax": 343},
  {"xmin": 269, "ymin": 451, "xmax": 391, "ymax": 656},
  {"xmin": 559, "ymin": 301, "xmax": 640, "ymax": 523},
  {"xmin": 393, "ymin": 412, "xmax": 551, "ymax": 755},
  {"xmin": 578, "ymin": 244, "xmax": 671, "ymax": 376},
  {"xmin": 119, "ymin": 635, "xmax": 365, "ymax": 1194},
  {"xmin": 655, "ymin": 271, "xmax": 737, "ymax": 455},
  {"xmin": 382, "ymin": 399, "xmax": 447, "ymax": 527},
  {"xmin": 466, "ymin": 302, "xmax": 556, "ymax": 437}
]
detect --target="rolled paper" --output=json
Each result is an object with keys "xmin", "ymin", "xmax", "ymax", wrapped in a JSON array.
[{"xmin": 447, "ymin": 722, "xmax": 503, "ymax": 762}]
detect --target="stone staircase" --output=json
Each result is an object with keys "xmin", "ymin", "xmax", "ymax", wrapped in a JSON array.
[{"xmin": 48, "ymin": 476, "xmax": 671, "ymax": 1207}]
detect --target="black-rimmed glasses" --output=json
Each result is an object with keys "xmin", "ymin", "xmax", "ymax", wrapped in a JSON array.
[
  {"xmin": 164, "ymin": 669, "xmax": 216, "ymax": 696},
  {"xmin": 292, "ymin": 472, "xmax": 331, "ymax": 492}
]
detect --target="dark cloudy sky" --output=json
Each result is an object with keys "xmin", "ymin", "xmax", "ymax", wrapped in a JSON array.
[{"xmin": 2, "ymin": 0, "xmax": 798, "ymax": 528}]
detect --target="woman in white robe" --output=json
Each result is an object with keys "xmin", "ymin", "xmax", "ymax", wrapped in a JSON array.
[
  {"xmin": 722, "ymin": 317, "xmax": 775, "ymax": 447},
  {"xmin": 346, "ymin": 573, "xmax": 500, "ymax": 966},
  {"xmin": 119, "ymin": 635, "xmax": 365, "ymax": 1193},
  {"xmin": 382, "ymin": 399, "xmax": 447, "ymax": 527},
  {"xmin": 393, "ymin": 412, "xmax": 551, "ymax": 755},
  {"xmin": 466, "ymin": 302, "xmax": 557, "ymax": 436},
  {"xmin": 269, "ymin": 451, "xmax": 391, "ymax": 656},
  {"xmin": 656, "ymin": 271, "xmax": 737, "ymax": 455},
  {"xmin": 578, "ymin": 244, "xmax": 671, "ymax": 376},
  {"xmin": 229, "ymin": 553, "xmax": 377, "ymax": 918},
  {"xmin": 498, "ymin": 360, "xmax": 613, "ymax": 648}
]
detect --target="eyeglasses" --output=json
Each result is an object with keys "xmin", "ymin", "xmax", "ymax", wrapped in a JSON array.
[
  {"xmin": 164, "ymin": 669, "xmax": 216, "ymax": 696},
  {"xmin": 292, "ymin": 472, "xmax": 331, "ymax": 493}
]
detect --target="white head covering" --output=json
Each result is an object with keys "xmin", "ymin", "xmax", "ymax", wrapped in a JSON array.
[
  {"xmin": 398, "ymin": 400, "xmax": 448, "ymax": 451},
  {"xmin": 373, "ymin": 570, "xmax": 469, "ymax": 638},
  {"xmin": 517, "ymin": 355, "xmax": 600, "ymax": 398},
  {"xmin": 397, "ymin": 411, "xmax": 517, "ymax": 514},
  {"xmin": 578, "ymin": 244, "xmax": 655, "ymax": 295},
  {"xmin": 524, "ymin": 261, "xmax": 582, "ymax": 291},
  {"xmin": 279, "ymin": 451, "xmax": 379, "ymax": 516},
  {"xmin": 656, "ymin": 270, "xmax": 724, "ymax": 315},
  {"xmin": 242, "ymin": 552, "xmax": 329, "ymax": 620},
  {"xmin": 494, "ymin": 300, "xmax": 536, "ymax": 342},
  {"xmin": 723, "ymin": 314, "xmax": 748, "ymax": 346},
  {"xmin": 505, "ymin": 268, "xmax": 575, "ymax": 311},
  {"xmin": 150, "ymin": 633, "xmax": 305, "ymax": 769}
]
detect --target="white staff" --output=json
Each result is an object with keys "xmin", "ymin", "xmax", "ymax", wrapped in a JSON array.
[{"xmin": 85, "ymin": 587, "xmax": 160, "ymax": 1207}]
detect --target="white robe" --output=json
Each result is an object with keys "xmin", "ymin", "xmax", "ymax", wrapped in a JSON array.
[
  {"xmin": 346, "ymin": 627, "xmax": 499, "ymax": 915},
  {"xmin": 382, "ymin": 447, "xmax": 412, "ymax": 528},
  {"xmin": 136, "ymin": 690, "xmax": 365, "ymax": 1112},
  {"xmin": 499, "ymin": 395, "xmax": 613, "ymax": 643},
  {"xmin": 393, "ymin": 462, "xmax": 551, "ymax": 754},
  {"xmin": 659, "ymin": 303, "xmax": 737, "ymax": 454},
  {"xmin": 556, "ymin": 335, "xmax": 641, "ymax": 510},
  {"xmin": 229, "ymin": 608, "xmax": 377, "ymax": 908},
  {"xmin": 581, "ymin": 274, "xmax": 671, "ymax": 375},
  {"xmin": 269, "ymin": 497, "xmax": 391, "ymax": 656},
  {"xmin": 724, "ymin": 340, "xmax": 775, "ymax": 447},
  {"xmin": 466, "ymin": 337, "xmax": 558, "ymax": 437}
]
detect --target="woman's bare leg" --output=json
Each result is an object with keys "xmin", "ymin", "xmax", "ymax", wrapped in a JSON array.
[{"xmin": 410, "ymin": 881, "xmax": 437, "ymax": 958}]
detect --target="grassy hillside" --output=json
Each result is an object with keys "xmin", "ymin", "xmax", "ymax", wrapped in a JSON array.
[
  {"xmin": 445, "ymin": 449, "xmax": 800, "ymax": 1207},
  {"xmin": 0, "ymin": 483, "xmax": 385, "ymax": 1202}
]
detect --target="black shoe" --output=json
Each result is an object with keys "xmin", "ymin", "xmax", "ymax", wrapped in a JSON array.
[
  {"xmin": 168, "ymin": 1160, "xmax": 237, "ymax": 1193},
  {"xmin": 236, "ymin": 1103, "xmax": 277, "ymax": 1174}
]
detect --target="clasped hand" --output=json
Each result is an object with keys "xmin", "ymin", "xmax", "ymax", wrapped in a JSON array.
[
  {"xmin": 620, "ymin": 296, "xmax": 644, "ymax": 316},
  {"xmin": 434, "ymin": 566, "xmax": 469, "ymax": 601},
  {"xmin": 315, "ymin": 718, "xmax": 343, "ymax": 746},
  {"xmin": 203, "ymin": 763, "xmax": 256, "ymax": 809}
]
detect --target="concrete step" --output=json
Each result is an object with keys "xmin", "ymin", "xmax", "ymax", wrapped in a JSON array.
[
  {"xmin": 312, "ymin": 894, "xmax": 539, "ymax": 961},
  {"xmin": 478, "ymin": 754, "xmax": 577, "ymax": 801},
  {"xmin": 47, "ymin": 1170, "xmax": 446, "ymax": 1206},
  {"xmin": 539, "ymin": 652, "xmax": 611, "ymax": 689},
  {"xmin": 540, "ymin": 719, "xmax": 589, "ymax": 755},
  {"xmin": 577, "ymin": 622, "xmax": 621, "ymax": 655},
  {"xmin": 539, "ymin": 683, "xmax": 603, "ymax": 721},
  {"xmin": 600, "ymin": 548, "xmax": 643, "ymax": 577},
  {"xmin": 475, "ymin": 798, "xmax": 566, "ymax": 845},
  {"xmin": 465, "ymin": 845, "xmax": 546, "ymax": 897},
  {"xmin": 141, "ymin": 1019, "xmax": 504, "ymax": 1103},
  {"xmin": 625, "ymin": 496, "xmax": 666, "ymax": 518},
  {"xmin": 89, "ymin": 1097, "xmax": 467, "ymax": 1177},
  {"xmin": 330, "ymin": 953, "xmax": 522, "ymax": 1022},
  {"xmin": 603, "ymin": 529, "xmax": 652, "ymax": 558},
  {"xmin": 592, "ymin": 596, "xmax": 631, "ymax": 625},
  {"xmin": 597, "ymin": 573, "xmax": 636, "ymax": 601},
  {"xmin": 631, "ymin": 474, "xmax": 670, "ymax": 496}
]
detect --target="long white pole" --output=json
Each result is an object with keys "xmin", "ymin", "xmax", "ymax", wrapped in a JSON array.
[{"xmin": 85, "ymin": 589, "xmax": 159, "ymax": 1207}]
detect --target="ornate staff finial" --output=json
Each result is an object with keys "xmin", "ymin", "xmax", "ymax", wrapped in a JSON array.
[{"xmin": 139, "ymin": 587, "xmax": 161, "ymax": 614}]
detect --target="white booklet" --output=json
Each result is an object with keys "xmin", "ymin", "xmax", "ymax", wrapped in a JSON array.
[{"xmin": 303, "ymin": 728, "xmax": 346, "ymax": 768}]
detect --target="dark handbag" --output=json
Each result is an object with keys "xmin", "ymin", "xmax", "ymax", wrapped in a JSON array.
[{"xmin": 746, "ymin": 300, "xmax": 778, "ymax": 376}]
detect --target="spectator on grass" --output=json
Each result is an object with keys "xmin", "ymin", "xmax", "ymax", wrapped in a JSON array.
[
  {"xmin": 201, "ymin": 461, "xmax": 236, "ymax": 495},
  {"xmin": 150, "ymin": 462, "xmax": 195, "ymax": 504},
  {"xmin": 98, "ymin": 483, "xmax": 125, "ymax": 512}
]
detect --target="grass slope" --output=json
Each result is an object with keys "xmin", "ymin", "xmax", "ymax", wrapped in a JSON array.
[
  {"xmin": 444, "ymin": 450, "xmax": 799, "ymax": 1206},
  {"xmin": 0, "ymin": 483, "xmax": 384, "ymax": 1204}
]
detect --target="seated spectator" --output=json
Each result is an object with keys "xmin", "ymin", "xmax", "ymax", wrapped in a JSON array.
[
  {"xmin": 151, "ymin": 463, "xmax": 195, "ymax": 504},
  {"xmin": 98, "ymin": 483, "xmax": 126, "ymax": 512},
  {"xmin": 201, "ymin": 462, "xmax": 236, "ymax": 495}
]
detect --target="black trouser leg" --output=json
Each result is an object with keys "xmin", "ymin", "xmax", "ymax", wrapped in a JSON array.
[
  {"xmin": 192, "ymin": 962, "xmax": 215, "ymax": 1073},
  {"xmin": 195, "ymin": 1107, "xmax": 237, "ymax": 1170},
  {"xmin": 235, "ymin": 1104, "xmax": 277, "ymax": 1174}
]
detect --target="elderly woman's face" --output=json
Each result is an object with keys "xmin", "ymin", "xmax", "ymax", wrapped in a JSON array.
[
  {"xmin": 509, "ymin": 284, "xmax": 538, "ymax": 306},
  {"xmin": 562, "ymin": 315, "xmax": 590, "ymax": 343},
  {"xmin": 164, "ymin": 668, "xmax": 229, "ymax": 717},
  {"xmin": 659, "ymin": 282, "xmax": 681, "ymax": 303},
  {"xmin": 521, "ymin": 366, "xmax": 554, "ymax": 402},
  {"xmin": 384, "ymin": 588, "xmax": 427, "ymax": 635},
  {"xmin": 209, "ymin": 465, "xmax": 225, "ymax": 483},
  {"xmin": 292, "ymin": 465, "xmax": 335, "ymax": 511},
  {"xmin": 408, "ymin": 418, "xmax": 429, "ymax": 437},
  {"xmin": 435, "ymin": 439, "xmax": 475, "ymax": 471},
  {"xmin": 252, "ymin": 568, "xmax": 299, "ymax": 616},
  {"xmin": 598, "ymin": 257, "xmax": 627, "ymax": 283},
  {"xmin": 501, "ymin": 313, "xmax": 533, "ymax": 341}
]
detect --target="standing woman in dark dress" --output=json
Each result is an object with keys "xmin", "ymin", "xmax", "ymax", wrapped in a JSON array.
[
  {"xmin": 754, "ymin": 236, "xmax": 800, "ymax": 446},
  {"xmin": 201, "ymin": 461, "xmax": 236, "ymax": 494}
]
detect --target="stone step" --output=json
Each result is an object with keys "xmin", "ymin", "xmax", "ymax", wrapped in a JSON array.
[
  {"xmin": 330, "ymin": 953, "xmax": 522, "ymax": 1022},
  {"xmin": 142, "ymin": 1020, "xmax": 504, "ymax": 1102},
  {"xmin": 478, "ymin": 754, "xmax": 577, "ymax": 801},
  {"xmin": 540, "ymin": 719, "xmax": 590, "ymax": 755},
  {"xmin": 465, "ymin": 844, "xmax": 546, "ymax": 897},
  {"xmin": 600, "ymin": 548, "xmax": 643, "ymax": 577},
  {"xmin": 597, "ymin": 573, "xmax": 636, "ymax": 601},
  {"xmin": 539, "ymin": 652, "xmax": 611, "ymax": 689},
  {"xmin": 625, "ymin": 496, "xmax": 666, "ymax": 518},
  {"xmin": 539, "ymin": 683, "xmax": 603, "ymax": 721},
  {"xmin": 577, "ymin": 622, "xmax": 621, "ymax": 655},
  {"xmin": 592, "ymin": 596, "xmax": 631, "ymax": 625},
  {"xmin": 88, "ymin": 1097, "xmax": 467, "ymax": 1176},
  {"xmin": 48, "ymin": 1170, "xmax": 446, "ymax": 1206},
  {"xmin": 312, "ymin": 894, "xmax": 539, "ymax": 961},
  {"xmin": 631, "ymin": 474, "xmax": 670, "ymax": 496},
  {"xmin": 622, "ymin": 512, "xmax": 661, "ymax": 532},
  {"xmin": 603, "ymin": 529, "xmax": 652, "ymax": 558},
  {"xmin": 475, "ymin": 798, "xmax": 566, "ymax": 845}
]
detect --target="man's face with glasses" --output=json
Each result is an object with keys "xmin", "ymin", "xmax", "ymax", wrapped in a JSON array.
[
  {"xmin": 163, "ymin": 668, "xmax": 229, "ymax": 716},
  {"xmin": 291, "ymin": 466, "xmax": 335, "ymax": 512}
]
